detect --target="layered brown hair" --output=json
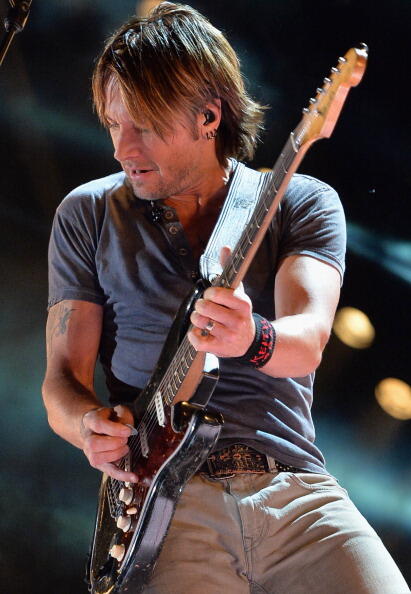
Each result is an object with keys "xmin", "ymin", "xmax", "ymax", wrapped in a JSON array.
[{"xmin": 92, "ymin": 2, "xmax": 265, "ymax": 165}]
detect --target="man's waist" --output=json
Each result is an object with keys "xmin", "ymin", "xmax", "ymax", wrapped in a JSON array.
[{"xmin": 199, "ymin": 443, "xmax": 306, "ymax": 479}]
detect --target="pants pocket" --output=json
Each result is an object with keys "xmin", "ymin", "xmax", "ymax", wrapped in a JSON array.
[{"xmin": 289, "ymin": 472, "xmax": 348, "ymax": 496}]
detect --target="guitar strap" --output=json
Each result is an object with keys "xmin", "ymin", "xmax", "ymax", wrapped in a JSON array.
[{"xmin": 199, "ymin": 160, "xmax": 270, "ymax": 283}]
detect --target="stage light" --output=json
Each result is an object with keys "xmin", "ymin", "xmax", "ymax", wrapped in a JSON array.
[
  {"xmin": 333, "ymin": 307, "xmax": 375, "ymax": 349},
  {"xmin": 375, "ymin": 378, "xmax": 411, "ymax": 420}
]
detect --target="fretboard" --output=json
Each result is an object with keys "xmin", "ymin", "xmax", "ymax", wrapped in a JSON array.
[{"xmin": 216, "ymin": 125, "xmax": 309, "ymax": 291}]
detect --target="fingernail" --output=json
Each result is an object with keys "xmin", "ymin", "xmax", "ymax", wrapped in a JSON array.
[{"xmin": 125, "ymin": 424, "xmax": 138, "ymax": 435}]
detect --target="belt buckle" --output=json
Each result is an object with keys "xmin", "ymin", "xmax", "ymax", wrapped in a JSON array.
[
  {"xmin": 206, "ymin": 457, "xmax": 236, "ymax": 479},
  {"xmin": 231, "ymin": 444, "xmax": 268, "ymax": 473}
]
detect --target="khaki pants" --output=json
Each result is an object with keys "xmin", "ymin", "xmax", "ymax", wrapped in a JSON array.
[{"xmin": 144, "ymin": 471, "xmax": 409, "ymax": 593}]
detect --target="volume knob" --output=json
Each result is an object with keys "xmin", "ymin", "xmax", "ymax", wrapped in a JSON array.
[
  {"xmin": 119, "ymin": 487, "xmax": 134, "ymax": 505},
  {"xmin": 109, "ymin": 544, "xmax": 125, "ymax": 562},
  {"xmin": 116, "ymin": 515, "xmax": 132, "ymax": 532}
]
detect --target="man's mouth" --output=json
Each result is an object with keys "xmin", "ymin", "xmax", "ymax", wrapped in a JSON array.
[{"xmin": 131, "ymin": 168, "xmax": 152, "ymax": 175}]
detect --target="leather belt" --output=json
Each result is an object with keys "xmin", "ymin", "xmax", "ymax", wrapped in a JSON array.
[{"xmin": 198, "ymin": 443, "xmax": 304, "ymax": 478}]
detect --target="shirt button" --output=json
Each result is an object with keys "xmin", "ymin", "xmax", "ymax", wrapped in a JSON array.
[
  {"xmin": 164, "ymin": 210, "xmax": 174, "ymax": 220},
  {"xmin": 168, "ymin": 225, "xmax": 179, "ymax": 235},
  {"xmin": 178, "ymin": 248, "xmax": 188, "ymax": 256}
]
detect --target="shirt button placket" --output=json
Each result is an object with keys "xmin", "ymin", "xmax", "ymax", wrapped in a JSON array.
[
  {"xmin": 161, "ymin": 210, "xmax": 197, "ymax": 279},
  {"xmin": 168, "ymin": 224, "xmax": 179, "ymax": 235}
]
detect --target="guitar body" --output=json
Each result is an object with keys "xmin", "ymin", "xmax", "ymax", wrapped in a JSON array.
[
  {"xmin": 88, "ymin": 402, "xmax": 222, "ymax": 594},
  {"xmin": 88, "ymin": 281, "xmax": 223, "ymax": 594}
]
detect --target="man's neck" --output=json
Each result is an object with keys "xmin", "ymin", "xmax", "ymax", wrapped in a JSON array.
[
  {"xmin": 164, "ymin": 159, "xmax": 231, "ymax": 212},
  {"xmin": 164, "ymin": 160, "xmax": 233, "ymax": 259}
]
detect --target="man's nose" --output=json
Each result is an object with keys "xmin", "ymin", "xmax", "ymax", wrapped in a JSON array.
[{"xmin": 113, "ymin": 128, "xmax": 143, "ymax": 162}]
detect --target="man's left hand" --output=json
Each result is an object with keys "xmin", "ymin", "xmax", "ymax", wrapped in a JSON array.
[{"xmin": 188, "ymin": 285, "xmax": 255, "ymax": 358}]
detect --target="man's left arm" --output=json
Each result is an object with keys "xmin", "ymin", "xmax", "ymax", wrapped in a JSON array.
[{"xmin": 188, "ymin": 254, "xmax": 341, "ymax": 378}]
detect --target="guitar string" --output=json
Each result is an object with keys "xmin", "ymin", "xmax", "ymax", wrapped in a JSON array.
[
  {"xmin": 107, "ymin": 153, "xmax": 291, "ymax": 510},
  {"xmin": 106, "ymin": 136, "xmax": 299, "ymax": 511},
  {"xmin": 221, "ymin": 132, "xmax": 299, "ymax": 285},
  {"xmin": 107, "ymin": 337, "xmax": 197, "ymax": 511},
  {"xmin": 127, "ymin": 338, "xmax": 196, "ymax": 454},
  {"xmin": 106, "ymin": 125, "xmax": 307, "ymax": 515},
  {"xmin": 126, "ymin": 131, "xmax": 299, "ymax": 455}
]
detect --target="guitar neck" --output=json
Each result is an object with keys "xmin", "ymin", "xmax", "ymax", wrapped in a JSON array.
[
  {"xmin": 216, "ymin": 129, "xmax": 306, "ymax": 291},
  {"xmin": 216, "ymin": 44, "xmax": 368, "ymax": 291}
]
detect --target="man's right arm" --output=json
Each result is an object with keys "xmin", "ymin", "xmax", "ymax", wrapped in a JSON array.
[{"xmin": 42, "ymin": 299, "xmax": 138, "ymax": 482}]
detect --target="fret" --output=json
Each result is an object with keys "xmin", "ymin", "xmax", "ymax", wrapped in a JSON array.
[
  {"xmin": 244, "ymin": 227, "xmax": 253, "ymax": 246},
  {"xmin": 164, "ymin": 386, "xmax": 173, "ymax": 406},
  {"xmin": 187, "ymin": 345, "xmax": 195, "ymax": 361},
  {"xmin": 280, "ymin": 154, "xmax": 288, "ymax": 174},
  {"xmin": 170, "ymin": 374, "xmax": 179, "ymax": 394},
  {"xmin": 290, "ymin": 131, "xmax": 299, "ymax": 152},
  {"xmin": 180, "ymin": 357, "xmax": 189, "ymax": 373},
  {"xmin": 175, "ymin": 365, "xmax": 185, "ymax": 384},
  {"xmin": 260, "ymin": 196, "xmax": 269, "ymax": 213}
]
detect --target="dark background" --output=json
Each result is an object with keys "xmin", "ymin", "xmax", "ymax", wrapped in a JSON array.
[{"xmin": 0, "ymin": 1, "xmax": 410, "ymax": 592}]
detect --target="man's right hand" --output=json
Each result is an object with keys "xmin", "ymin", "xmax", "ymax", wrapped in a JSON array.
[
  {"xmin": 43, "ymin": 300, "xmax": 138, "ymax": 483},
  {"xmin": 81, "ymin": 405, "xmax": 139, "ymax": 483}
]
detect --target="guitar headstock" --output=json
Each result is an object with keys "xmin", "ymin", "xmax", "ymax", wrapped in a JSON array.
[{"xmin": 297, "ymin": 44, "xmax": 368, "ymax": 146}]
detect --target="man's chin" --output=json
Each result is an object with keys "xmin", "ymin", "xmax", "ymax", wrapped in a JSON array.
[{"xmin": 128, "ymin": 179, "xmax": 164, "ymax": 201}]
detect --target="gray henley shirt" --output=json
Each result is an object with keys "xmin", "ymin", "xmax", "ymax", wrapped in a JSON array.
[{"xmin": 48, "ymin": 165, "xmax": 346, "ymax": 473}]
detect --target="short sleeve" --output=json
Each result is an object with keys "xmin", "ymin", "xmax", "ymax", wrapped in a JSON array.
[
  {"xmin": 48, "ymin": 195, "xmax": 105, "ymax": 309},
  {"xmin": 277, "ymin": 174, "xmax": 346, "ymax": 283}
]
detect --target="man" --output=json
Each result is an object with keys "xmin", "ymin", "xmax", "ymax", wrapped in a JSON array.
[{"xmin": 42, "ymin": 2, "xmax": 409, "ymax": 593}]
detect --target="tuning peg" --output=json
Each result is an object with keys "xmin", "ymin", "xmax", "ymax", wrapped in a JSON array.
[
  {"xmin": 331, "ymin": 66, "xmax": 340, "ymax": 74},
  {"xmin": 316, "ymin": 87, "xmax": 325, "ymax": 94},
  {"xmin": 302, "ymin": 107, "xmax": 310, "ymax": 114},
  {"xmin": 338, "ymin": 56, "xmax": 347, "ymax": 63},
  {"xmin": 309, "ymin": 97, "xmax": 317, "ymax": 104},
  {"xmin": 359, "ymin": 42, "xmax": 369, "ymax": 52},
  {"xmin": 323, "ymin": 77, "xmax": 331, "ymax": 84}
]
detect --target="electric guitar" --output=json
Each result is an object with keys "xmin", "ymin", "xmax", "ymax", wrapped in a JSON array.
[{"xmin": 87, "ymin": 44, "xmax": 368, "ymax": 593}]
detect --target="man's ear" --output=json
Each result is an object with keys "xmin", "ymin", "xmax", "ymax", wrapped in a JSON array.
[
  {"xmin": 197, "ymin": 100, "xmax": 222, "ymax": 142},
  {"xmin": 201, "ymin": 98, "xmax": 222, "ymax": 131}
]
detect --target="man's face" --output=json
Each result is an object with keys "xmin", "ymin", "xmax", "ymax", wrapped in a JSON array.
[{"xmin": 105, "ymin": 85, "xmax": 208, "ymax": 201}]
